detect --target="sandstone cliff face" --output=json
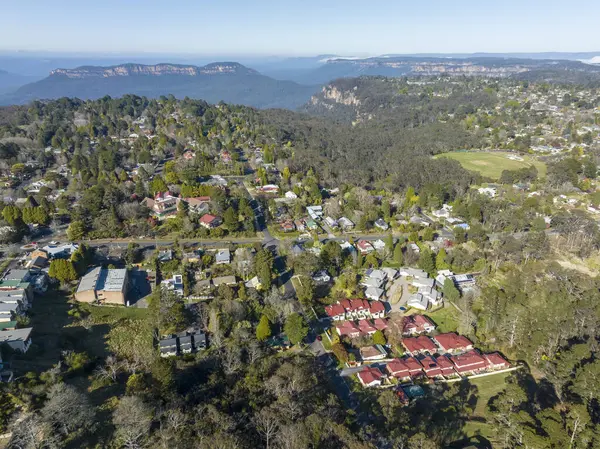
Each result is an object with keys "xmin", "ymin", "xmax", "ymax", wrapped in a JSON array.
[
  {"xmin": 311, "ymin": 85, "xmax": 361, "ymax": 107},
  {"xmin": 50, "ymin": 63, "xmax": 253, "ymax": 79}
]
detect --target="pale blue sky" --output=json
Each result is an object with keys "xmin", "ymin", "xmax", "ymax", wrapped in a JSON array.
[{"xmin": 1, "ymin": 0, "xmax": 599, "ymax": 55}]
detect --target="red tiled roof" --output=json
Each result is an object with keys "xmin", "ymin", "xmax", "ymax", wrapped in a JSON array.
[
  {"xmin": 403, "ymin": 357, "xmax": 424, "ymax": 375},
  {"xmin": 357, "ymin": 366, "xmax": 384, "ymax": 385},
  {"xmin": 336, "ymin": 321, "xmax": 361, "ymax": 337},
  {"xmin": 200, "ymin": 214, "xmax": 218, "ymax": 224},
  {"xmin": 373, "ymin": 318, "xmax": 388, "ymax": 331},
  {"xmin": 450, "ymin": 350, "xmax": 487, "ymax": 373},
  {"xmin": 419, "ymin": 355, "xmax": 443, "ymax": 378},
  {"xmin": 358, "ymin": 320, "xmax": 377, "ymax": 335},
  {"xmin": 402, "ymin": 336, "xmax": 437, "ymax": 354},
  {"xmin": 435, "ymin": 355, "xmax": 456, "ymax": 374},
  {"xmin": 434, "ymin": 332, "xmax": 473, "ymax": 351},
  {"xmin": 369, "ymin": 301, "xmax": 385, "ymax": 313},
  {"xmin": 386, "ymin": 359, "xmax": 411, "ymax": 377},
  {"xmin": 484, "ymin": 352, "xmax": 509, "ymax": 368},
  {"xmin": 325, "ymin": 303, "xmax": 345, "ymax": 317}
]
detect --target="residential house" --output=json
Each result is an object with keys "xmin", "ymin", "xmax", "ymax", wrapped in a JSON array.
[
  {"xmin": 372, "ymin": 239, "xmax": 386, "ymax": 252},
  {"xmin": 193, "ymin": 331, "xmax": 207, "ymax": 350},
  {"xmin": 374, "ymin": 218, "xmax": 389, "ymax": 230},
  {"xmin": 159, "ymin": 337, "xmax": 178, "ymax": 357},
  {"xmin": 386, "ymin": 359, "xmax": 412, "ymax": 381},
  {"xmin": 212, "ymin": 275, "xmax": 237, "ymax": 286},
  {"xmin": 0, "ymin": 303, "xmax": 22, "ymax": 322},
  {"xmin": 161, "ymin": 274, "xmax": 184, "ymax": 296},
  {"xmin": 279, "ymin": 220, "xmax": 295, "ymax": 233},
  {"xmin": 325, "ymin": 299, "xmax": 385, "ymax": 321},
  {"xmin": 407, "ymin": 293, "xmax": 428, "ymax": 311},
  {"xmin": 42, "ymin": 243, "xmax": 79, "ymax": 259},
  {"xmin": 306, "ymin": 205, "xmax": 323, "ymax": 220},
  {"xmin": 373, "ymin": 318, "xmax": 388, "ymax": 331},
  {"xmin": 357, "ymin": 319, "xmax": 377, "ymax": 336},
  {"xmin": 434, "ymin": 333, "xmax": 474, "ymax": 354},
  {"xmin": 484, "ymin": 352, "xmax": 510, "ymax": 370},
  {"xmin": 435, "ymin": 355, "xmax": 457, "ymax": 376},
  {"xmin": 419, "ymin": 355, "xmax": 443, "ymax": 379},
  {"xmin": 338, "ymin": 217, "xmax": 355, "ymax": 230},
  {"xmin": 182, "ymin": 149, "xmax": 196, "ymax": 160},
  {"xmin": 142, "ymin": 192, "xmax": 180, "ymax": 220},
  {"xmin": 258, "ymin": 184, "xmax": 279, "ymax": 194},
  {"xmin": 178, "ymin": 334, "xmax": 193, "ymax": 354},
  {"xmin": 403, "ymin": 357, "xmax": 425, "ymax": 377},
  {"xmin": 75, "ymin": 268, "xmax": 129, "ymax": 305},
  {"xmin": 158, "ymin": 249, "xmax": 173, "ymax": 262},
  {"xmin": 402, "ymin": 315, "xmax": 436, "ymax": 336},
  {"xmin": 312, "ymin": 270, "xmax": 331, "ymax": 283},
  {"xmin": 336, "ymin": 321, "xmax": 362, "ymax": 338},
  {"xmin": 199, "ymin": 214, "xmax": 222, "ymax": 229},
  {"xmin": 365, "ymin": 287, "xmax": 385, "ymax": 301},
  {"xmin": 0, "ymin": 327, "xmax": 33, "ymax": 353},
  {"xmin": 245, "ymin": 276, "xmax": 262, "ymax": 289},
  {"xmin": 478, "ymin": 187, "xmax": 497, "ymax": 198},
  {"xmin": 360, "ymin": 344, "xmax": 387, "ymax": 361},
  {"xmin": 185, "ymin": 196, "xmax": 211, "ymax": 214},
  {"xmin": 450, "ymin": 350, "xmax": 488, "ymax": 375},
  {"xmin": 285, "ymin": 191, "xmax": 298, "ymax": 200},
  {"xmin": 357, "ymin": 366, "xmax": 384, "ymax": 387},
  {"xmin": 215, "ymin": 249, "xmax": 231, "ymax": 264},
  {"xmin": 293, "ymin": 220, "xmax": 306, "ymax": 232},
  {"xmin": 402, "ymin": 336, "xmax": 437, "ymax": 355},
  {"xmin": 356, "ymin": 240, "xmax": 374, "ymax": 254},
  {"xmin": 324, "ymin": 217, "xmax": 338, "ymax": 228}
]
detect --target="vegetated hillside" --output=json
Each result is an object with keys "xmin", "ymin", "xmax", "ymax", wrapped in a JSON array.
[
  {"xmin": 0, "ymin": 62, "xmax": 319, "ymax": 109},
  {"xmin": 302, "ymin": 76, "xmax": 497, "ymax": 124}
]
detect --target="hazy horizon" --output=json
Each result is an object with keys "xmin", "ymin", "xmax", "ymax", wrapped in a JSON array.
[{"xmin": 2, "ymin": 0, "xmax": 600, "ymax": 55}]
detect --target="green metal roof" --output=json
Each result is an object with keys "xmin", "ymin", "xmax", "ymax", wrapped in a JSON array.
[{"xmin": 0, "ymin": 321, "xmax": 17, "ymax": 330}]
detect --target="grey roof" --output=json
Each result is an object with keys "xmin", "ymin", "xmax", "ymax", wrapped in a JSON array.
[
  {"xmin": 97, "ymin": 269, "xmax": 127, "ymax": 292},
  {"xmin": 0, "ymin": 303, "xmax": 19, "ymax": 312},
  {"xmin": 77, "ymin": 268, "xmax": 127, "ymax": 293},
  {"xmin": 159, "ymin": 338, "xmax": 177, "ymax": 348},
  {"xmin": 0, "ymin": 327, "xmax": 32, "ymax": 343},
  {"xmin": 215, "ymin": 249, "xmax": 230, "ymax": 262},
  {"xmin": 179, "ymin": 335, "xmax": 192, "ymax": 346},
  {"xmin": 213, "ymin": 275, "xmax": 236, "ymax": 286},
  {"xmin": 0, "ymin": 289, "xmax": 27, "ymax": 300},
  {"xmin": 77, "ymin": 267, "xmax": 101, "ymax": 293},
  {"xmin": 2, "ymin": 269, "xmax": 30, "ymax": 282}
]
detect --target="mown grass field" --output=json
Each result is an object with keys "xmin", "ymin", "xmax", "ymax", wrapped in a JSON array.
[{"xmin": 435, "ymin": 151, "xmax": 547, "ymax": 179}]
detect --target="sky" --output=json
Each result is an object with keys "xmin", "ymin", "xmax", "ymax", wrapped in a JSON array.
[{"xmin": 1, "ymin": 0, "xmax": 599, "ymax": 56}]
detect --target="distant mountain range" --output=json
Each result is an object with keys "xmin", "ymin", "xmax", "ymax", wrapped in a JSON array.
[
  {"xmin": 275, "ymin": 56, "xmax": 600, "ymax": 85},
  {"xmin": 0, "ymin": 69, "xmax": 40, "ymax": 95},
  {"xmin": 0, "ymin": 62, "xmax": 318, "ymax": 109},
  {"xmin": 1, "ymin": 54, "xmax": 600, "ymax": 109}
]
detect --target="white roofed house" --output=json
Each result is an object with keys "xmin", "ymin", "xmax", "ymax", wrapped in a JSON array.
[
  {"xmin": 365, "ymin": 286, "xmax": 385, "ymax": 301},
  {"xmin": 75, "ymin": 268, "xmax": 129, "ymax": 306}
]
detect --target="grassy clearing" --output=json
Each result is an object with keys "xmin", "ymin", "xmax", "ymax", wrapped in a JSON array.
[
  {"xmin": 436, "ymin": 151, "xmax": 546, "ymax": 179},
  {"xmin": 460, "ymin": 373, "xmax": 510, "ymax": 443},
  {"xmin": 427, "ymin": 306, "xmax": 460, "ymax": 333}
]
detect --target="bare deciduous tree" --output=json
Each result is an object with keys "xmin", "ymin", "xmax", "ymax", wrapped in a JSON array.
[{"xmin": 113, "ymin": 396, "xmax": 153, "ymax": 449}]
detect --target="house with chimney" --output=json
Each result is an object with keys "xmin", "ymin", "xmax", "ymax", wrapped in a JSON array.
[{"xmin": 401, "ymin": 315, "xmax": 436, "ymax": 336}]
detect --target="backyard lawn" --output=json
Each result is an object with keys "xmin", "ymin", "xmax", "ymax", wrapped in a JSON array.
[
  {"xmin": 435, "ymin": 151, "xmax": 546, "ymax": 180},
  {"xmin": 427, "ymin": 306, "xmax": 460, "ymax": 333}
]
